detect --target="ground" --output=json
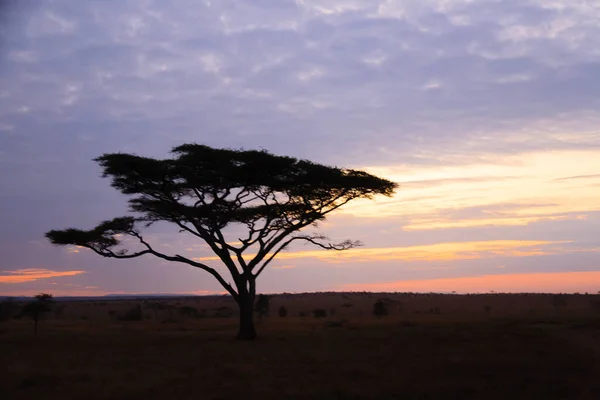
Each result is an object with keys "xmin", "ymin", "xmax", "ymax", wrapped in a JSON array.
[{"xmin": 1, "ymin": 292, "xmax": 600, "ymax": 399}]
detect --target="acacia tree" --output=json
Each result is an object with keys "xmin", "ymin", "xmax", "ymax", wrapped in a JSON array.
[
  {"xmin": 45, "ymin": 144, "xmax": 397, "ymax": 339},
  {"xmin": 21, "ymin": 293, "xmax": 54, "ymax": 336}
]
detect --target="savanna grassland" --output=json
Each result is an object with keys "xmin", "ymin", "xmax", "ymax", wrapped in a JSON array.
[{"xmin": 2, "ymin": 292, "xmax": 600, "ymax": 399}]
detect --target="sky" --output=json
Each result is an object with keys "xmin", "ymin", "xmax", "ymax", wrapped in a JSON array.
[{"xmin": 1, "ymin": 0, "xmax": 600, "ymax": 296}]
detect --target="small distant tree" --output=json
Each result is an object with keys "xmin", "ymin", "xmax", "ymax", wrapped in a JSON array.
[
  {"xmin": 278, "ymin": 305, "xmax": 288, "ymax": 318},
  {"xmin": 373, "ymin": 300, "xmax": 388, "ymax": 317},
  {"xmin": 313, "ymin": 308, "xmax": 327, "ymax": 318},
  {"xmin": 21, "ymin": 293, "xmax": 54, "ymax": 336},
  {"xmin": 255, "ymin": 294, "xmax": 271, "ymax": 319},
  {"xmin": 45, "ymin": 144, "xmax": 397, "ymax": 340}
]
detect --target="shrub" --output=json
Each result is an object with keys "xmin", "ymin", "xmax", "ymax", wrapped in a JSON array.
[
  {"xmin": 278, "ymin": 306, "xmax": 288, "ymax": 317},
  {"xmin": 373, "ymin": 300, "xmax": 389, "ymax": 317},
  {"xmin": 313, "ymin": 309, "xmax": 327, "ymax": 318},
  {"xmin": 120, "ymin": 305, "xmax": 143, "ymax": 321},
  {"xmin": 298, "ymin": 311, "xmax": 307, "ymax": 317},
  {"xmin": 255, "ymin": 294, "xmax": 271, "ymax": 319}
]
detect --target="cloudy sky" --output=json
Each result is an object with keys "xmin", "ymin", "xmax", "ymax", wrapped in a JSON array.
[{"xmin": 1, "ymin": 0, "xmax": 600, "ymax": 296}]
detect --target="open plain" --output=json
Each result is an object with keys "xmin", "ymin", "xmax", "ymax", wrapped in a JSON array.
[{"xmin": 2, "ymin": 292, "xmax": 600, "ymax": 399}]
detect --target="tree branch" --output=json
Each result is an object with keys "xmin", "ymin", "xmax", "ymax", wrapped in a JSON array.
[{"xmin": 253, "ymin": 234, "xmax": 361, "ymax": 278}]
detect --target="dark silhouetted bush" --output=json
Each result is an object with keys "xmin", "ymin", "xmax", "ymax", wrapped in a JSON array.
[
  {"xmin": 298, "ymin": 311, "xmax": 307, "ymax": 317},
  {"xmin": 278, "ymin": 306, "xmax": 288, "ymax": 317},
  {"xmin": 313, "ymin": 309, "xmax": 327, "ymax": 318},
  {"xmin": 120, "ymin": 304, "xmax": 143, "ymax": 321},
  {"xmin": 255, "ymin": 294, "xmax": 271, "ymax": 319},
  {"xmin": 373, "ymin": 300, "xmax": 388, "ymax": 317}
]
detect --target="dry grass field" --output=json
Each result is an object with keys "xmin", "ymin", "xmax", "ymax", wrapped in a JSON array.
[{"xmin": 2, "ymin": 292, "xmax": 600, "ymax": 399}]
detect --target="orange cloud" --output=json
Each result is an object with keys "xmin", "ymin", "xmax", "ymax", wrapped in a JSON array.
[
  {"xmin": 0, "ymin": 268, "xmax": 86, "ymax": 284},
  {"xmin": 272, "ymin": 265, "xmax": 295, "ymax": 269},
  {"xmin": 188, "ymin": 290, "xmax": 230, "ymax": 295},
  {"xmin": 194, "ymin": 240, "xmax": 571, "ymax": 264},
  {"xmin": 340, "ymin": 271, "xmax": 600, "ymax": 293}
]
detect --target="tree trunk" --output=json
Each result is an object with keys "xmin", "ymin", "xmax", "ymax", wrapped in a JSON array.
[{"xmin": 237, "ymin": 294, "xmax": 257, "ymax": 340}]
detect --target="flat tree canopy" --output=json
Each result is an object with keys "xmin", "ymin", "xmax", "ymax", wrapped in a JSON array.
[{"xmin": 46, "ymin": 144, "xmax": 397, "ymax": 339}]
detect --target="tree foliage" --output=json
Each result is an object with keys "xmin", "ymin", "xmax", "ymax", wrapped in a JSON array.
[{"xmin": 45, "ymin": 144, "xmax": 397, "ymax": 339}]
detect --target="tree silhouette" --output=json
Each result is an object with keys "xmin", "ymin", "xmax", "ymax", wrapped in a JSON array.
[
  {"xmin": 45, "ymin": 144, "xmax": 397, "ymax": 339},
  {"xmin": 21, "ymin": 293, "xmax": 54, "ymax": 336}
]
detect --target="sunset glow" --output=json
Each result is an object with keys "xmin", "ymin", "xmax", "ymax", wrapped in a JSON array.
[
  {"xmin": 0, "ymin": 269, "xmax": 86, "ymax": 284},
  {"xmin": 341, "ymin": 150, "xmax": 600, "ymax": 230},
  {"xmin": 341, "ymin": 271, "xmax": 600, "ymax": 294},
  {"xmin": 194, "ymin": 240, "xmax": 573, "ymax": 263}
]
